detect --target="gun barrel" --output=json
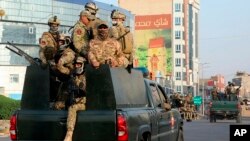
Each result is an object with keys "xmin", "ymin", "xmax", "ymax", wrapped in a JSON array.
[
  {"xmin": 5, "ymin": 46, "xmax": 22, "ymax": 56},
  {"xmin": 5, "ymin": 41, "xmax": 39, "ymax": 66}
]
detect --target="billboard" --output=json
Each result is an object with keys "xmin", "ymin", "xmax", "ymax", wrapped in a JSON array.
[
  {"xmin": 119, "ymin": 0, "xmax": 173, "ymax": 79},
  {"xmin": 134, "ymin": 14, "xmax": 172, "ymax": 78}
]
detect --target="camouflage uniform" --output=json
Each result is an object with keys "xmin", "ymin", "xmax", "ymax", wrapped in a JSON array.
[
  {"xmin": 56, "ymin": 48, "xmax": 76, "ymax": 75},
  {"xmin": 186, "ymin": 104, "xmax": 192, "ymax": 120},
  {"xmin": 83, "ymin": 2, "xmax": 103, "ymax": 39},
  {"xmin": 88, "ymin": 22, "xmax": 129, "ymax": 68},
  {"xmin": 211, "ymin": 86, "xmax": 218, "ymax": 100},
  {"xmin": 64, "ymin": 57, "xmax": 86, "ymax": 141},
  {"xmin": 39, "ymin": 16, "xmax": 61, "ymax": 67},
  {"xmin": 53, "ymin": 47, "xmax": 76, "ymax": 110},
  {"xmin": 57, "ymin": 11, "xmax": 93, "ymax": 76},
  {"xmin": 109, "ymin": 10, "xmax": 134, "ymax": 67},
  {"xmin": 88, "ymin": 17, "xmax": 103, "ymax": 39},
  {"xmin": 66, "ymin": 74, "xmax": 86, "ymax": 133},
  {"xmin": 71, "ymin": 10, "xmax": 95, "ymax": 57},
  {"xmin": 88, "ymin": 38, "xmax": 129, "ymax": 68}
]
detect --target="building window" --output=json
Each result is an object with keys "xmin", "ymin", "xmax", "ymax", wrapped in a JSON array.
[
  {"xmin": 175, "ymin": 3, "xmax": 181, "ymax": 12},
  {"xmin": 176, "ymin": 85, "xmax": 181, "ymax": 92},
  {"xmin": 60, "ymin": 8, "xmax": 64, "ymax": 14},
  {"xmin": 176, "ymin": 72, "xmax": 181, "ymax": 80},
  {"xmin": 29, "ymin": 27, "xmax": 33, "ymax": 34},
  {"xmin": 175, "ymin": 17, "xmax": 181, "ymax": 25},
  {"xmin": 175, "ymin": 31, "xmax": 181, "ymax": 39},
  {"xmin": 10, "ymin": 74, "xmax": 19, "ymax": 83},
  {"xmin": 176, "ymin": 44, "xmax": 181, "ymax": 53},
  {"xmin": 175, "ymin": 58, "xmax": 181, "ymax": 67}
]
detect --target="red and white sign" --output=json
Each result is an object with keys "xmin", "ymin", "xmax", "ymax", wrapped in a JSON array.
[{"xmin": 135, "ymin": 14, "xmax": 171, "ymax": 30}]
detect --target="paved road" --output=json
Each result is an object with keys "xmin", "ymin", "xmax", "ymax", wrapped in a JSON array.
[
  {"xmin": 184, "ymin": 117, "xmax": 250, "ymax": 141},
  {"xmin": 1, "ymin": 117, "xmax": 250, "ymax": 141}
]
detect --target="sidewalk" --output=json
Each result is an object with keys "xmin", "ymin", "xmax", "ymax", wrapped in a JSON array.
[{"xmin": 0, "ymin": 120, "xmax": 9, "ymax": 137}]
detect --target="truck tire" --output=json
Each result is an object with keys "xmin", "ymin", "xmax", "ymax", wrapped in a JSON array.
[
  {"xmin": 177, "ymin": 129, "xmax": 184, "ymax": 141},
  {"xmin": 141, "ymin": 133, "xmax": 151, "ymax": 141},
  {"xmin": 210, "ymin": 114, "xmax": 214, "ymax": 123},
  {"xmin": 236, "ymin": 113, "xmax": 242, "ymax": 123}
]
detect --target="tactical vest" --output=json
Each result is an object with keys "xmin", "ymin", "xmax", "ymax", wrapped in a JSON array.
[{"xmin": 117, "ymin": 26, "xmax": 133, "ymax": 54}]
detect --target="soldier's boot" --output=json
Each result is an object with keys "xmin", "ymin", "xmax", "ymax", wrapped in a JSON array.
[{"xmin": 64, "ymin": 131, "xmax": 73, "ymax": 141}]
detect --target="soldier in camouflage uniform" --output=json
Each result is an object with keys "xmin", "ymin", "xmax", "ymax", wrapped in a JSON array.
[
  {"xmin": 64, "ymin": 56, "xmax": 86, "ymax": 141},
  {"xmin": 84, "ymin": 2, "xmax": 103, "ymax": 39},
  {"xmin": 39, "ymin": 16, "xmax": 61, "ymax": 68},
  {"xmin": 109, "ymin": 9, "xmax": 134, "ymax": 69},
  {"xmin": 71, "ymin": 10, "xmax": 95, "ymax": 58},
  {"xmin": 88, "ymin": 22, "xmax": 129, "ymax": 68},
  {"xmin": 211, "ymin": 86, "xmax": 219, "ymax": 100},
  {"xmin": 53, "ymin": 10, "xmax": 93, "ymax": 110},
  {"xmin": 58, "ymin": 10, "xmax": 94, "ymax": 74}
]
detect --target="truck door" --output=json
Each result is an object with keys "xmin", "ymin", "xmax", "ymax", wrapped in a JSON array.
[
  {"xmin": 149, "ymin": 83, "xmax": 171, "ymax": 141},
  {"xmin": 157, "ymin": 84, "xmax": 179, "ymax": 141}
]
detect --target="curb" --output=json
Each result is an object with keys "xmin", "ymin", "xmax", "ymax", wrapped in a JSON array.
[{"xmin": 0, "ymin": 133, "xmax": 10, "ymax": 138}]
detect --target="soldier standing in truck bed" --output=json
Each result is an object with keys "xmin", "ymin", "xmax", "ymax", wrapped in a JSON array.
[
  {"xmin": 39, "ymin": 16, "xmax": 61, "ymax": 68},
  {"xmin": 109, "ymin": 9, "xmax": 134, "ymax": 70},
  {"xmin": 84, "ymin": 2, "xmax": 103, "ymax": 39}
]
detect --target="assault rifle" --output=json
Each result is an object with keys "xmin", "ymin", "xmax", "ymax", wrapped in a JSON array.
[
  {"xmin": 67, "ymin": 71, "xmax": 84, "ymax": 107},
  {"xmin": 5, "ymin": 41, "xmax": 40, "ymax": 66}
]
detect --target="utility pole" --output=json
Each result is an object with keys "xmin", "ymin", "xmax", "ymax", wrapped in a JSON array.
[{"xmin": 200, "ymin": 62, "xmax": 209, "ymax": 116}]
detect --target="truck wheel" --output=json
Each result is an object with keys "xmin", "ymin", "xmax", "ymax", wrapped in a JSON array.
[
  {"xmin": 213, "ymin": 116, "xmax": 216, "ymax": 122},
  {"xmin": 210, "ymin": 114, "xmax": 214, "ymax": 123},
  {"xmin": 177, "ymin": 129, "xmax": 184, "ymax": 141},
  {"xmin": 141, "ymin": 133, "xmax": 151, "ymax": 141},
  {"xmin": 236, "ymin": 114, "xmax": 242, "ymax": 123}
]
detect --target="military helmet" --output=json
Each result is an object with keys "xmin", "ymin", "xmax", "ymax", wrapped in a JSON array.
[
  {"xmin": 48, "ymin": 16, "xmax": 60, "ymax": 25},
  {"xmin": 111, "ymin": 9, "xmax": 126, "ymax": 20},
  {"xmin": 85, "ymin": 2, "xmax": 98, "ymax": 15},
  {"xmin": 80, "ymin": 10, "xmax": 95, "ymax": 20},
  {"xmin": 119, "ymin": 12, "xmax": 126, "ymax": 21},
  {"xmin": 111, "ymin": 9, "xmax": 120, "ymax": 19}
]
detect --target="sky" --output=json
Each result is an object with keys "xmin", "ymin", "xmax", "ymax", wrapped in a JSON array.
[
  {"xmin": 199, "ymin": 0, "xmax": 250, "ymax": 81},
  {"xmin": 95, "ymin": 0, "xmax": 250, "ymax": 82}
]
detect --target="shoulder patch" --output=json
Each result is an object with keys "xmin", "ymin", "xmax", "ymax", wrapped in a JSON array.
[{"xmin": 76, "ymin": 29, "xmax": 82, "ymax": 35}]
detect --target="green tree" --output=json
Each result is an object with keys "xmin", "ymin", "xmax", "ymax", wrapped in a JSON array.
[{"xmin": 0, "ymin": 95, "xmax": 20, "ymax": 119}]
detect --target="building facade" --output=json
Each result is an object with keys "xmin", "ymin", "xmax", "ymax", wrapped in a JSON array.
[
  {"xmin": 233, "ymin": 72, "xmax": 250, "ymax": 99},
  {"xmin": 0, "ymin": 0, "xmax": 133, "ymax": 99},
  {"xmin": 119, "ymin": 0, "xmax": 200, "ymax": 95}
]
